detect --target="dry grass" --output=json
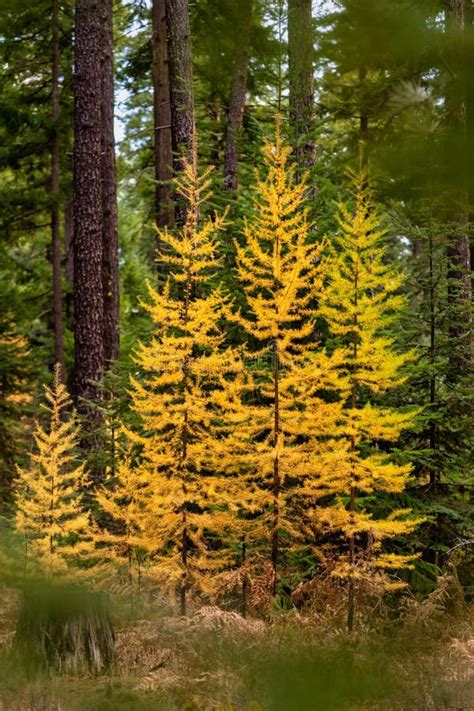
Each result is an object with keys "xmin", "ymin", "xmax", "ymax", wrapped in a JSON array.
[{"xmin": 0, "ymin": 578, "xmax": 472, "ymax": 710}]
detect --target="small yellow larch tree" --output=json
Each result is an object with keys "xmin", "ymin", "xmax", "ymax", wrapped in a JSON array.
[
  {"xmin": 122, "ymin": 158, "xmax": 243, "ymax": 613},
  {"xmin": 318, "ymin": 171, "xmax": 421, "ymax": 630},
  {"xmin": 0, "ymin": 316, "xmax": 32, "ymax": 517},
  {"xmin": 93, "ymin": 448, "xmax": 154, "ymax": 595},
  {"xmin": 15, "ymin": 364, "xmax": 92, "ymax": 577},
  {"xmin": 231, "ymin": 120, "xmax": 346, "ymax": 594}
]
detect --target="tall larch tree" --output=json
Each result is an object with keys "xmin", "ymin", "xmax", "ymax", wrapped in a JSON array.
[
  {"xmin": 123, "ymin": 160, "xmax": 239, "ymax": 614},
  {"xmin": 288, "ymin": 0, "xmax": 315, "ymax": 175},
  {"xmin": 165, "ymin": 0, "xmax": 195, "ymax": 223},
  {"xmin": 152, "ymin": 0, "xmax": 174, "ymax": 233},
  {"xmin": 73, "ymin": 0, "xmax": 105, "ymax": 413},
  {"xmin": 0, "ymin": 318, "xmax": 31, "ymax": 518},
  {"xmin": 15, "ymin": 365, "xmax": 91, "ymax": 577},
  {"xmin": 100, "ymin": 0, "xmax": 120, "ymax": 364},
  {"xmin": 223, "ymin": 0, "xmax": 253, "ymax": 192},
  {"xmin": 232, "ymin": 122, "xmax": 343, "ymax": 595},
  {"xmin": 318, "ymin": 172, "xmax": 420, "ymax": 631}
]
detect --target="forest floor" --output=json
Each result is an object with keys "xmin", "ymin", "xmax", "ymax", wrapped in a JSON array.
[{"xmin": 0, "ymin": 585, "xmax": 472, "ymax": 711}]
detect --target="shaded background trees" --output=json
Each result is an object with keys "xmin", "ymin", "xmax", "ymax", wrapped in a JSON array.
[{"xmin": 0, "ymin": 0, "xmax": 472, "ymax": 597}]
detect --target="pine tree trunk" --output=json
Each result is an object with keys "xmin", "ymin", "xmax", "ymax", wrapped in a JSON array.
[
  {"xmin": 100, "ymin": 0, "xmax": 119, "ymax": 365},
  {"xmin": 288, "ymin": 0, "xmax": 315, "ymax": 176},
  {"xmin": 73, "ymin": 0, "xmax": 105, "ymax": 414},
  {"xmin": 51, "ymin": 0, "xmax": 64, "ymax": 373},
  {"xmin": 223, "ymin": 0, "xmax": 253, "ymax": 192},
  {"xmin": 152, "ymin": 0, "xmax": 174, "ymax": 234},
  {"xmin": 444, "ymin": 0, "xmax": 472, "ymax": 378},
  {"xmin": 165, "ymin": 0, "xmax": 194, "ymax": 224}
]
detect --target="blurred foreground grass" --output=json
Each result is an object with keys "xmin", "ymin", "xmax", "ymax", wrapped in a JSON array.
[{"xmin": 0, "ymin": 583, "xmax": 472, "ymax": 710}]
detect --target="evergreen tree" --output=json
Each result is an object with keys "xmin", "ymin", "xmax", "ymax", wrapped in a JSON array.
[
  {"xmin": 152, "ymin": 0, "xmax": 174, "ymax": 231},
  {"xmin": 165, "ymin": 0, "xmax": 195, "ymax": 224},
  {"xmin": 73, "ymin": 0, "xmax": 120, "ymax": 427},
  {"xmin": 288, "ymin": 0, "xmax": 315, "ymax": 173},
  {"xmin": 51, "ymin": 0, "xmax": 65, "ymax": 372},
  {"xmin": 100, "ymin": 0, "xmax": 120, "ymax": 366},
  {"xmin": 223, "ymin": 0, "xmax": 253, "ymax": 191},
  {"xmin": 73, "ymin": 0, "xmax": 106, "ymax": 418}
]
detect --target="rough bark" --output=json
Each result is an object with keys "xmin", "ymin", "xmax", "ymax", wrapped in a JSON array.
[
  {"xmin": 73, "ymin": 0, "xmax": 105, "ymax": 411},
  {"xmin": 444, "ymin": 0, "xmax": 472, "ymax": 378},
  {"xmin": 152, "ymin": 0, "xmax": 174, "ymax": 232},
  {"xmin": 165, "ymin": 0, "xmax": 195, "ymax": 224},
  {"xmin": 223, "ymin": 0, "xmax": 253, "ymax": 192},
  {"xmin": 51, "ymin": 0, "xmax": 65, "ymax": 373},
  {"xmin": 99, "ymin": 0, "xmax": 120, "ymax": 365},
  {"xmin": 288, "ymin": 0, "xmax": 315, "ymax": 176}
]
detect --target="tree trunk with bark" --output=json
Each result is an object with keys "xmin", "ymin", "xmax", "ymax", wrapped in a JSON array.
[
  {"xmin": 165, "ymin": 0, "xmax": 194, "ymax": 224},
  {"xmin": 444, "ymin": 0, "xmax": 472, "ymax": 379},
  {"xmin": 73, "ymin": 0, "xmax": 105, "ymax": 412},
  {"xmin": 100, "ymin": 0, "xmax": 120, "ymax": 365},
  {"xmin": 51, "ymin": 0, "xmax": 65, "ymax": 373},
  {"xmin": 223, "ymin": 0, "xmax": 253, "ymax": 192},
  {"xmin": 152, "ymin": 0, "xmax": 174, "ymax": 233},
  {"xmin": 288, "ymin": 0, "xmax": 315, "ymax": 176}
]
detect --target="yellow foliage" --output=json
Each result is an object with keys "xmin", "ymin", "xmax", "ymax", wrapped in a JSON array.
[
  {"xmin": 93, "ymin": 143, "xmax": 421, "ymax": 609},
  {"xmin": 113, "ymin": 160, "xmax": 243, "ymax": 609},
  {"xmin": 229, "ymin": 120, "xmax": 345, "ymax": 581},
  {"xmin": 15, "ymin": 364, "xmax": 92, "ymax": 577},
  {"xmin": 93, "ymin": 447, "xmax": 155, "ymax": 592},
  {"xmin": 319, "ymin": 171, "xmax": 420, "ymax": 586}
]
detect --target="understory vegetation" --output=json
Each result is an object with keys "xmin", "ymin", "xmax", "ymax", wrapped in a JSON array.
[
  {"xmin": 0, "ymin": 0, "xmax": 472, "ymax": 707},
  {"xmin": 0, "ymin": 575, "xmax": 473, "ymax": 710}
]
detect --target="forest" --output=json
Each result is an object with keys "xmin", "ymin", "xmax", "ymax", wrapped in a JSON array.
[{"xmin": 0, "ymin": 0, "xmax": 473, "ymax": 709}]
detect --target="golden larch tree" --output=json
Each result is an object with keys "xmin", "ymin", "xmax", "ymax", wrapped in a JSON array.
[
  {"xmin": 15, "ymin": 364, "xmax": 92, "ymax": 577},
  {"xmin": 93, "ymin": 448, "xmax": 154, "ymax": 595},
  {"xmin": 318, "ymin": 171, "xmax": 420, "ymax": 630},
  {"xmin": 123, "ymin": 158, "xmax": 242, "ymax": 613},
  {"xmin": 231, "ymin": 120, "xmax": 345, "ymax": 594}
]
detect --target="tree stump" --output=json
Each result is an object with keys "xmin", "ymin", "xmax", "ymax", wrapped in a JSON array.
[{"xmin": 14, "ymin": 583, "xmax": 115, "ymax": 675}]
